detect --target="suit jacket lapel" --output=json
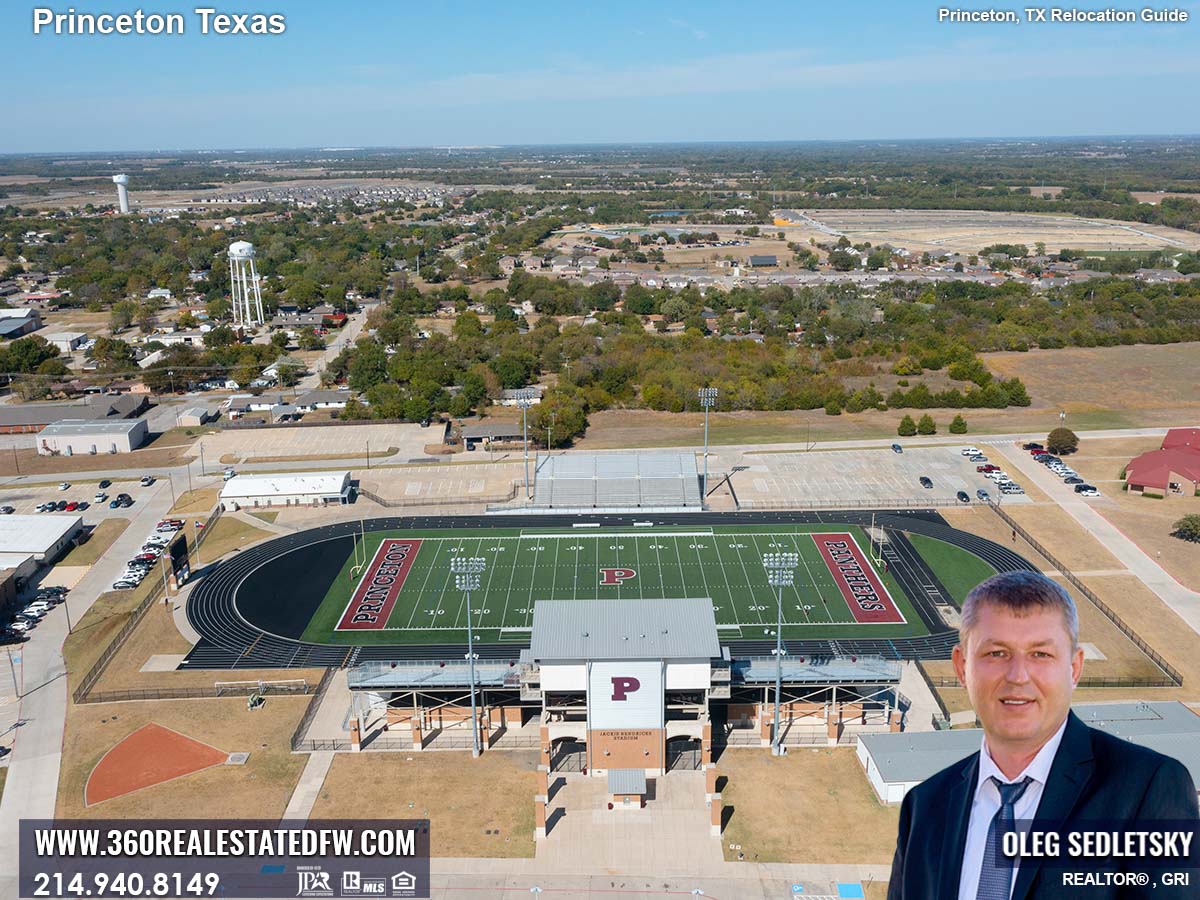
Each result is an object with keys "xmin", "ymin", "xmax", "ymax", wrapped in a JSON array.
[
  {"xmin": 939, "ymin": 753, "xmax": 979, "ymax": 898},
  {"xmin": 1012, "ymin": 713, "xmax": 1095, "ymax": 900}
]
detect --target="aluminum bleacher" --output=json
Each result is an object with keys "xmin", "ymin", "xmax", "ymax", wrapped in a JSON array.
[{"xmin": 528, "ymin": 452, "xmax": 701, "ymax": 511}]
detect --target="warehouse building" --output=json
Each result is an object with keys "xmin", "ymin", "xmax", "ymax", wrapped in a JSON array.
[
  {"xmin": 857, "ymin": 701, "xmax": 1200, "ymax": 805},
  {"xmin": 0, "ymin": 394, "xmax": 148, "ymax": 434},
  {"xmin": 219, "ymin": 470, "xmax": 353, "ymax": 510},
  {"xmin": 37, "ymin": 418, "xmax": 148, "ymax": 455},
  {"xmin": 0, "ymin": 514, "xmax": 84, "ymax": 569}
]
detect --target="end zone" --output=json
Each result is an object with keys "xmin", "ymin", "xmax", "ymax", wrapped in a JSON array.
[
  {"xmin": 335, "ymin": 538, "xmax": 423, "ymax": 630},
  {"xmin": 812, "ymin": 533, "xmax": 906, "ymax": 624}
]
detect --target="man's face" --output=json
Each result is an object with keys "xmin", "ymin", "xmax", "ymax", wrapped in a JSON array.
[{"xmin": 952, "ymin": 602, "xmax": 1084, "ymax": 754}]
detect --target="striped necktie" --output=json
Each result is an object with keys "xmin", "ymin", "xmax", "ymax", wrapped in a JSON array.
[{"xmin": 976, "ymin": 775, "xmax": 1034, "ymax": 900}]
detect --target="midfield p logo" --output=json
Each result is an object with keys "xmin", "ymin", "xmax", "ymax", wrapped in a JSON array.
[{"xmin": 599, "ymin": 567, "xmax": 636, "ymax": 586}]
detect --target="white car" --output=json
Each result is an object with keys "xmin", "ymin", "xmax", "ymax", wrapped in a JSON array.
[
  {"xmin": 987, "ymin": 471, "xmax": 1010, "ymax": 482},
  {"xmin": 94, "ymin": 492, "xmax": 108, "ymax": 503},
  {"xmin": 1079, "ymin": 487, "xmax": 1101, "ymax": 497},
  {"xmin": 960, "ymin": 447, "xmax": 981, "ymax": 456},
  {"xmin": 58, "ymin": 482, "xmax": 71, "ymax": 491}
]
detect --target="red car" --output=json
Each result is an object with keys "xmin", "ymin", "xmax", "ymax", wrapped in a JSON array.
[
  {"xmin": 976, "ymin": 464, "xmax": 1000, "ymax": 473},
  {"xmin": 64, "ymin": 502, "xmax": 79, "ymax": 511},
  {"xmin": 134, "ymin": 553, "xmax": 158, "ymax": 563}
]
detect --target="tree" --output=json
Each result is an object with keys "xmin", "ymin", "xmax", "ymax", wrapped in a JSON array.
[
  {"xmin": 1047, "ymin": 427, "xmax": 1079, "ymax": 454},
  {"xmin": 1172, "ymin": 514, "xmax": 1200, "ymax": 543},
  {"xmin": 949, "ymin": 415, "xmax": 968, "ymax": 434},
  {"xmin": 824, "ymin": 399, "xmax": 842, "ymax": 416},
  {"xmin": 917, "ymin": 414, "xmax": 936, "ymax": 435},
  {"xmin": 270, "ymin": 331, "xmax": 290, "ymax": 351},
  {"xmin": 897, "ymin": 415, "xmax": 917, "ymax": 437},
  {"xmin": 109, "ymin": 300, "xmax": 137, "ymax": 332}
]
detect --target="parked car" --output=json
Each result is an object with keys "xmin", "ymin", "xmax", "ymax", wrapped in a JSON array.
[
  {"xmin": 223, "ymin": 468, "xmax": 238, "ymax": 481},
  {"xmin": 956, "ymin": 491, "xmax": 970, "ymax": 503},
  {"xmin": 977, "ymin": 464, "xmax": 999, "ymax": 473},
  {"xmin": 891, "ymin": 444, "xmax": 903, "ymax": 453},
  {"xmin": 112, "ymin": 580, "xmax": 139, "ymax": 591},
  {"xmin": 0, "ymin": 506, "xmax": 13, "ymax": 515},
  {"xmin": 77, "ymin": 500, "xmax": 89, "ymax": 511},
  {"xmin": 1023, "ymin": 442, "xmax": 1044, "ymax": 451},
  {"xmin": 55, "ymin": 500, "xmax": 68, "ymax": 511},
  {"xmin": 64, "ymin": 502, "xmax": 78, "ymax": 512},
  {"xmin": 919, "ymin": 476, "xmax": 933, "ymax": 489},
  {"xmin": 117, "ymin": 493, "xmax": 132, "ymax": 503},
  {"xmin": 158, "ymin": 519, "xmax": 184, "ymax": 528},
  {"xmin": 969, "ymin": 455, "xmax": 988, "ymax": 463},
  {"xmin": 139, "ymin": 475, "xmax": 155, "ymax": 487},
  {"xmin": 58, "ymin": 482, "xmax": 70, "ymax": 491},
  {"xmin": 976, "ymin": 488, "xmax": 991, "ymax": 501},
  {"xmin": 960, "ymin": 447, "xmax": 981, "ymax": 456},
  {"xmin": 94, "ymin": 492, "xmax": 108, "ymax": 503},
  {"xmin": 109, "ymin": 499, "xmax": 121, "ymax": 509},
  {"xmin": 1079, "ymin": 487, "xmax": 1101, "ymax": 497},
  {"xmin": 1001, "ymin": 484, "xmax": 1025, "ymax": 495},
  {"xmin": 1064, "ymin": 477, "xmax": 1084, "ymax": 485},
  {"xmin": 98, "ymin": 479, "xmax": 111, "ymax": 489}
]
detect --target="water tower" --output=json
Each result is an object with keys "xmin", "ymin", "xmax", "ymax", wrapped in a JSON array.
[
  {"xmin": 228, "ymin": 240, "xmax": 265, "ymax": 328},
  {"xmin": 112, "ymin": 174, "xmax": 130, "ymax": 213}
]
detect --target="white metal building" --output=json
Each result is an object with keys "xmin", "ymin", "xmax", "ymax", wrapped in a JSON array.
[
  {"xmin": 37, "ymin": 419, "xmax": 148, "ymax": 455},
  {"xmin": 858, "ymin": 701, "xmax": 1200, "ymax": 805},
  {"xmin": 42, "ymin": 331, "xmax": 86, "ymax": 353},
  {"xmin": 220, "ymin": 470, "xmax": 352, "ymax": 510},
  {"xmin": 0, "ymin": 514, "xmax": 84, "ymax": 563}
]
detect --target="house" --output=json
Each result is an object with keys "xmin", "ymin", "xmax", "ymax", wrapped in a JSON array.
[
  {"xmin": 747, "ymin": 255, "xmax": 777, "ymax": 268},
  {"xmin": 293, "ymin": 389, "xmax": 352, "ymax": 411},
  {"xmin": 147, "ymin": 287, "xmax": 173, "ymax": 301},
  {"xmin": 1125, "ymin": 429, "xmax": 1200, "ymax": 498},
  {"xmin": 498, "ymin": 256, "xmax": 518, "ymax": 275}
]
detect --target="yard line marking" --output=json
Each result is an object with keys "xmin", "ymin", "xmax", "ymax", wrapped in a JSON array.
[
  {"xmin": 573, "ymin": 537, "xmax": 581, "ymax": 602},
  {"xmin": 729, "ymin": 532, "xmax": 765, "ymax": 627},
  {"xmin": 404, "ymin": 536, "xmax": 446, "ymax": 629},
  {"xmin": 651, "ymin": 535, "xmax": 667, "ymax": 600},
  {"xmin": 782, "ymin": 533, "xmax": 821, "ymax": 624},
  {"xmin": 474, "ymin": 538, "xmax": 502, "ymax": 630},
  {"xmin": 526, "ymin": 534, "xmax": 545, "ymax": 614},
  {"xmin": 669, "ymin": 536, "xmax": 691, "ymax": 601},
  {"xmin": 710, "ymin": 531, "xmax": 739, "ymax": 622},
  {"xmin": 500, "ymin": 534, "xmax": 523, "ymax": 628},
  {"xmin": 633, "ymin": 536, "xmax": 646, "ymax": 601},
  {"xmin": 551, "ymin": 535, "xmax": 562, "ymax": 599}
]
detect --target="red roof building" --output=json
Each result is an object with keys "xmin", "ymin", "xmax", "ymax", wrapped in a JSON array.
[{"xmin": 1125, "ymin": 429, "xmax": 1200, "ymax": 497}]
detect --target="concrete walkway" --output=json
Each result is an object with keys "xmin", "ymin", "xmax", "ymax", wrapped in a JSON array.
[
  {"xmin": 0, "ymin": 482, "xmax": 178, "ymax": 900},
  {"xmin": 281, "ymin": 751, "xmax": 335, "ymax": 823},
  {"xmin": 994, "ymin": 445, "xmax": 1200, "ymax": 636}
]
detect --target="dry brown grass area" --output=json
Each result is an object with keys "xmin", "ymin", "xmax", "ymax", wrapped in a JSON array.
[
  {"xmin": 0, "ymin": 443, "xmax": 193, "ymax": 476},
  {"xmin": 984, "ymin": 343, "xmax": 1200, "ymax": 413},
  {"xmin": 1002, "ymin": 505, "xmax": 1125, "ymax": 571},
  {"xmin": 169, "ymin": 487, "xmax": 220, "ymax": 516},
  {"xmin": 718, "ymin": 747, "xmax": 899, "ymax": 864},
  {"xmin": 57, "ymin": 518, "xmax": 129, "ymax": 567},
  {"xmin": 934, "ymin": 507, "xmax": 1199, "ymax": 695},
  {"xmin": 92, "ymin": 600, "xmax": 324, "ymax": 692},
  {"xmin": 57, "ymin": 696, "xmax": 308, "ymax": 819},
  {"xmin": 310, "ymin": 752, "xmax": 537, "ymax": 858}
]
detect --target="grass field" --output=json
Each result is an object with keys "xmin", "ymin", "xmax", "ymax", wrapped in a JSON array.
[
  {"xmin": 907, "ymin": 533, "xmax": 996, "ymax": 605},
  {"xmin": 298, "ymin": 524, "xmax": 936, "ymax": 645}
]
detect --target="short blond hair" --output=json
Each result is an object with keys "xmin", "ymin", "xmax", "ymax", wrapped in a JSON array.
[{"xmin": 960, "ymin": 571, "xmax": 1078, "ymax": 650}]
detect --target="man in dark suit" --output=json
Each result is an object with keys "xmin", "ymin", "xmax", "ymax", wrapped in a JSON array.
[{"xmin": 888, "ymin": 571, "xmax": 1198, "ymax": 899}]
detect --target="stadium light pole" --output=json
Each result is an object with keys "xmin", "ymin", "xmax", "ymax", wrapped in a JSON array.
[
  {"xmin": 698, "ymin": 388, "xmax": 717, "ymax": 501},
  {"xmin": 762, "ymin": 551, "xmax": 799, "ymax": 756},
  {"xmin": 451, "ymin": 556, "xmax": 487, "ymax": 758},
  {"xmin": 515, "ymin": 389, "xmax": 536, "ymax": 499}
]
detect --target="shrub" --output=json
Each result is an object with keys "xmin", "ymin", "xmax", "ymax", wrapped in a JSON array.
[
  {"xmin": 917, "ymin": 414, "xmax": 936, "ymax": 435},
  {"xmin": 897, "ymin": 415, "xmax": 916, "ymax": 437},
  {"xmin": 949, "ymin": 415, "xmax": 968, "ymax": 434}
]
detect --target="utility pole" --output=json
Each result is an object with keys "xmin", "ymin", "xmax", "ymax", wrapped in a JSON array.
[
  {"xmin": 515, "ymin": 389, "xmax": 536, "ymax": 499},
  {"xmin": 6, "ymin": 646, "xmax": 17, "ymax": 698}
]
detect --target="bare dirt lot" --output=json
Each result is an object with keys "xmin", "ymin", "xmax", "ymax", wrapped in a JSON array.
[{"xmin": 800, "ymin": 209, "xmax": 1200, "ymax": 253}]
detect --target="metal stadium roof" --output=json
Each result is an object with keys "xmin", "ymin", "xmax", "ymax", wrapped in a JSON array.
[
  {"xmin": 861, "ymin": 701, "xmax": 1200, "ymax": 787},
  {"xmin": 531, "ymin": 452, "xmax": 700, "ymax": 510},
  {"xmin": 528, "ymin": 598, "xmax": 719, "ymax": 661}
]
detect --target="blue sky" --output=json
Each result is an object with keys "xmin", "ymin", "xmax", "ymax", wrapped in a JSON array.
[{"xmin": 4, "ymin": 1, "xmax": 1199, "ymax": 152}]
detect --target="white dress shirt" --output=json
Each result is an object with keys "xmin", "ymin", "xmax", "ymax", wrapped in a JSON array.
[{"xmin": 957, "ymin": 716, "xmax": 1069, "ymax": 900}]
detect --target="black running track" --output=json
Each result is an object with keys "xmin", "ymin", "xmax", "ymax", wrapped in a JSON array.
[{"xmin": 181, "ymin": 510, "xmax": 1036, "ymax": 670}]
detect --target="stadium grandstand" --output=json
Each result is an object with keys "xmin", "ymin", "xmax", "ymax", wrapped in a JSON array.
[{"xmin": 523, "ymin": 452, "xmax": 701, "ymax": 512}]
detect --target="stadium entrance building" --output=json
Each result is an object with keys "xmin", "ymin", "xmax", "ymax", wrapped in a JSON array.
[{"xmin": 346, "ymin": 598, "xmax": 904, "ymax": 770}]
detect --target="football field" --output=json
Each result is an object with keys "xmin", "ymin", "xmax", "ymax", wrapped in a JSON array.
[{"xmin": 299, "ymin": 525, "xmax": 936, "ymax": 645}]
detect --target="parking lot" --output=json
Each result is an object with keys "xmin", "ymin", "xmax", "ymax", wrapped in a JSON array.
[
  {"xmin": 0, "ymin": 477, "xmax": 173, "ymax": 522},
  {"xmin": 196, "ymin": 422, "xmax": 434, "ymax": 463},
  {"xmin": 738, "ymin": 444, "xmax": 1035, "ymax": 507}
]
